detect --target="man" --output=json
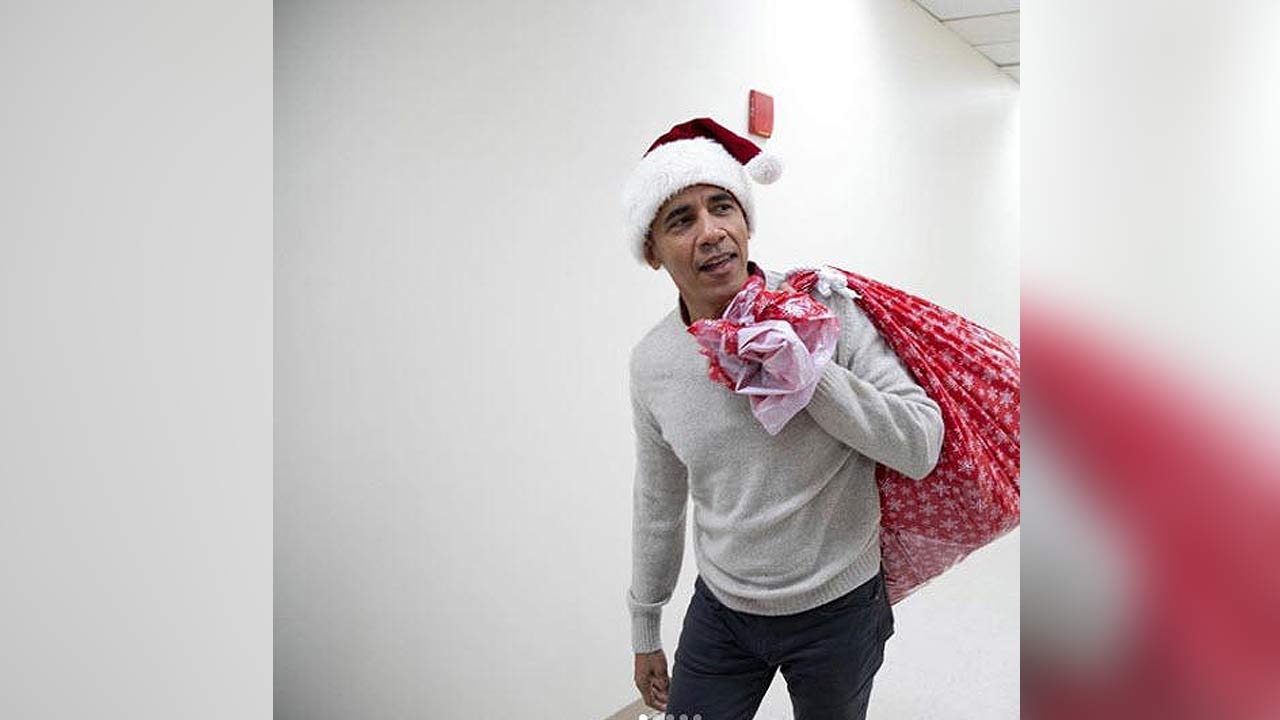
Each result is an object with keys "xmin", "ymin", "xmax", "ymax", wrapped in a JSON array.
[{"xmin": 623, "ymin": 118, "xmax": 944, "ymax": 720}]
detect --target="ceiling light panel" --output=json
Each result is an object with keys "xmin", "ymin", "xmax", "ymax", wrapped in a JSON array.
[
  {"xmin": 914, "ymin": 0, "xmax": 1018, "ymax": 21},
  {"xmin": 942, "ymin": 12, "xmax": 1020, "ymax": 45}
]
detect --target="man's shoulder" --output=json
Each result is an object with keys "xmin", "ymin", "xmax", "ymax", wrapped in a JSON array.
[
  {"xmin": 763, "ymin": 265, "xmax": 786, "ymax": 289},
  {"xmin": 774, "ymin": 263, "xmax": 883, "ymax": 361},
  {"xmin": 629, "ymin": 308, "xmax": 680, "ymax": 375}
]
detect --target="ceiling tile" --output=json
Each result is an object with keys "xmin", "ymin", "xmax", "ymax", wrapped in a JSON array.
[
  {"xmin": 943, "ymin": 12, "xmax": 1020, "ymax": 45},
  {"xmin": 974, "ymin": 40, "xmax": 1020, "ymax": 66},
  {"xmin": 914, "ymin": 0, "xmax": 1019, "ymax": 21}
]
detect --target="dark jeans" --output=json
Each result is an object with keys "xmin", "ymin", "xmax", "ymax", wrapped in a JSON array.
[{"xmin": 664, "ymin": 568, "xmax": 894, "ymax": 720}]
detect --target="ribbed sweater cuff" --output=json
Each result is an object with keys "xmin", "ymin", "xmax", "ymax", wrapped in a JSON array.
[{"xmin": 631, "ymin": 611, "xmax": 662, "ymax": 654}]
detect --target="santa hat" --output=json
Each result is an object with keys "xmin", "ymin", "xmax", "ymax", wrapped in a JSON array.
[{"xmin": 621, "ymin": 117, "xmax": 782, "ymax": 265}]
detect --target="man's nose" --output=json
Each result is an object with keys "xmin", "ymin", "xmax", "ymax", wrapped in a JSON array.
[{"xmin": 696, "ymin": 213, "xmax": 728, "ymax": 246}]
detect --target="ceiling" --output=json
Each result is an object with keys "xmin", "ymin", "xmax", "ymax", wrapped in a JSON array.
[{"xmin": 911, "ymin": 0, "xmax": 1020, "ymax": 82}]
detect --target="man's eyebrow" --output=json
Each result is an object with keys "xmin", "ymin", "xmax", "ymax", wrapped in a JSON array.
[
  {"xmin": 662, "ymin": 203, "xmax": 694, "ymax": 225},
  {"xmin": 662, "ymin": 194, "xmax": 736, "ymax": 225}
]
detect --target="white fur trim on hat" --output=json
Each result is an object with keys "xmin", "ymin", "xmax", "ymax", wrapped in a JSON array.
[{"xmin": 621, "ymin": 137, "xmax": 755, "ymax": 265}]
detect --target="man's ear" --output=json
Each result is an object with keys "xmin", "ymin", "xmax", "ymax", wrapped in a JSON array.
[{"xmin": 643, "ymin": 238, "xmax": 661, "ymax": 270}]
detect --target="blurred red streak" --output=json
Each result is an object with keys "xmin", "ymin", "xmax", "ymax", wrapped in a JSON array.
[{"xmin": 1023, "ymin": 297, "xmax": 1280, "ymax": 719}]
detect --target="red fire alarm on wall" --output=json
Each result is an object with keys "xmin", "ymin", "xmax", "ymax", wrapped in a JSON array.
[{"xmin": 749, "ymin": 90, "xmax": 774, "ymax": 138}]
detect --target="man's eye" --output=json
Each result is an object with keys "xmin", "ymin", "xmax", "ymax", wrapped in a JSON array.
[{"xmin": 715, "ymin": 204, "xmax": 733, "ymax": 212}]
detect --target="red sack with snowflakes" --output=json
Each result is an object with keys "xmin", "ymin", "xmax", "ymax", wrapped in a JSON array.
[{"xmin": 785, "ymin": 265, "xmax": 1021, "ymax": 605}]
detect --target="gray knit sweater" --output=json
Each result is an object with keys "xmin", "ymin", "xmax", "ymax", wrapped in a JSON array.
[{"xmin": 627, "ymin": 261, "xmax": 944, "ymax": 654}]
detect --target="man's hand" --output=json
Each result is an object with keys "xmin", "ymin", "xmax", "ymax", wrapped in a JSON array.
[{"xmin": 633, "ymin": 649, "xmax": 670, "ymax": 712}]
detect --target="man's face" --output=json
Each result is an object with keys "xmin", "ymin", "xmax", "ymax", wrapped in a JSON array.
[{"xmin": 643, "ymin": 183, "xmax": 751, "ymax": 313}]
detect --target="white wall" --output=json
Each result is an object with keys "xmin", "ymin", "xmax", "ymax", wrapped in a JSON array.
[{"xmin": 275, "ymin": 1, "xmax": 1018, "ymax": 718}]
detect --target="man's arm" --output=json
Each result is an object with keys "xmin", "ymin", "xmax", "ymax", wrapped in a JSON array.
[
  {"xmin": 804, "ymin": 291, "xmax": 944, "ymax": 480},
  {"xmin": 626, "ymin": 369, "xmax": 689, "ymax": 655}
]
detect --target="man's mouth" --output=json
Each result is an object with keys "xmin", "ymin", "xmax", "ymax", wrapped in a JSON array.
[{"xmin": 699, "ymin": 252, "xmax": 737, "ymax": 272}]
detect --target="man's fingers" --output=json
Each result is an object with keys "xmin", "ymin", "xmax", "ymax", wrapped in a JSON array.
[
  {"xmin": 653, "ymin": 676, "xmax": 669, "ymax": 707},
  {"xmin": 634, "ymin": 651, "xmax": 670, "ymax": 711}
]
